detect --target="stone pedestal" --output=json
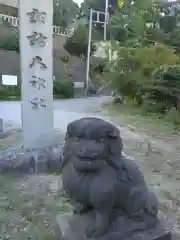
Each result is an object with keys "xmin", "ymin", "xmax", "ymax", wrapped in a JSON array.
[
  {"xmin": 0, "ymin": 145, "xmax": 63, "ymax": 174},
  {"xmin": 58, "ymin": 212, "xmax": 173, "ymax": 240}
]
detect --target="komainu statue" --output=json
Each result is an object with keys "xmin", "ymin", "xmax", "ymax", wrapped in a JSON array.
[{"xmin": 61, "ymin": 118, "xmax": 172, "ymax": 240}]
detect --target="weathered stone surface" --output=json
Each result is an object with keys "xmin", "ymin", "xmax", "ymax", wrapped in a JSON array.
[
  {"xmin": 0, "ymin": 144, "xmax": 63, "ymax": 174},
  {"xmin": 63, "ymin": 212, "xmax": 172, "ymax": 240},
  {"xmin": 61, "ymin": 117, "xmax": 172, "ymax": 239}
]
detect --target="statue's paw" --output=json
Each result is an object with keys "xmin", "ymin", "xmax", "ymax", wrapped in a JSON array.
[
  {"xmin": 85, "ymin": 226, "xmax": 96, "ymax": 238},
  {"xmin": 92, "ymin": 228, "xmax": 107, "ymax": 238},
  {"xmin": 86, "ymin": 226, "xmax": 107, "ymax": 239}
]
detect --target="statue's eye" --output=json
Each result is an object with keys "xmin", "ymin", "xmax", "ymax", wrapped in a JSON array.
[
  {"xmin": 66, "ymin": 132, "xmax": 72, "ymax": 138},
  {"xmin": 99, "ymin": 137, "xmax": 104, "ymax": 143}
]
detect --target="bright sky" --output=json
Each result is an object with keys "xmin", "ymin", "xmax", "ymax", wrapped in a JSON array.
[
  {"xmin": 73, "ymin": 0, "xmax": 177, "ymax": 7},
  {"xmin": 73, "ymin": 0, "xmax": 84, "ymax": 6}
]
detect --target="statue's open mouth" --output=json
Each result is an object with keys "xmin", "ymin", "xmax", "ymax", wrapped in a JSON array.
[
  {"xmin": 74, "ymin": 158, "xmax": 102, "ymax": 172},
  {"xmin": 77, "ymin": 151, "xmax": 101, "ymax": 159},
  {"xmin": 79, "ymin": 156, "xmax": 99, "ymax": 162}
]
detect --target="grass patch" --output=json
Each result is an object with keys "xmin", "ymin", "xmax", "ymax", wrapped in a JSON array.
[
  {"xmin": 57, "ymin": 203, "xmax": 73, "ymax": 213},
  {"xmin": 0, "ymin": 175, "xmax": 72, "ymax": 239}
]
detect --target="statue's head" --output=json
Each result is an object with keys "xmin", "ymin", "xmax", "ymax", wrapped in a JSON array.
[{"xmin": 62, "ymin": 118, "xmax": 123, "ymax": 167}]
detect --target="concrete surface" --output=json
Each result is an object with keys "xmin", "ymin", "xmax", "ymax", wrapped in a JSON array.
[{"xmin": 0, "ymin": 96, "xmax": 111, "ymax": 131}]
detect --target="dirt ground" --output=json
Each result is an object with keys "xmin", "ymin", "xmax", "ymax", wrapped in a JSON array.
[
  {"xmin": 0, "ymin": 173, "xmax": 73, "ymax": 239},
  {"xmin": 0, "ymin": 106, "xmax": 180, "ymax": 238}
]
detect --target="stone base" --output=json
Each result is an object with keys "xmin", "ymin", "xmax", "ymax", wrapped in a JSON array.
[
  {"xmin": 59, "ymin": 212, "xmax": 173, "ymax": 240},
  {"xmin": 0, "ymin": 146, "xmax": 63, "ymax": 174}
]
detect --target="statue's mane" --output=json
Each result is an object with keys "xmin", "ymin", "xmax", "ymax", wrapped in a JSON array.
[{"xmin": 67, "ymin": 118, "xmax": 121, "ymax": 140}]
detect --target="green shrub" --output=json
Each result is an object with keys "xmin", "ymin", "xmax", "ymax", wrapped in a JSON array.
[
  {"xmin": 0, "ymin": 80, "xmax": 75, "ymax": 100},
  {"xmin": 108, "ymin": 43, "xmax": 180, "ymax": 114},
  {"xmin": 0, "ymin": 85, "xmax": 21, "ymax": 100},
  {"xmin": 0, "ymin": 88, "xmax": 7, "ymax": 99},
  {"xmin": 53, "ymin": 79, "xmax": 74, "ymax": 99},
  {"xmin": 144, "ymin": 65, "xmax": 180, "ymax": 112},
  {"xmin": 140, "ymin": 100, "xmax": 166, "ymax": 115}
]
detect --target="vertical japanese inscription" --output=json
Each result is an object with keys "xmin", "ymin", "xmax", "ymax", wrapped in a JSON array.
[
  {"xmin": 27, "ymin": 8, "xmax": 46, "ymax": 23},
  {"xmin": 27, "ymin": 8, "xmax": 48, "ymax": 109},
  {"xmin": 27, "ymin": 32, "xmax": 47, "ymax": 47},
  {"xmin": 20, "ymin": 0, "xmax": 53, "ymax": 148},
  {"xmin": 29, "ymin": 96, "xmax": 47, "ymax": 109},
  {"xmin": 30, "ymin": 76, "xmax": 46, "ymax": 89},
  {"xmin": 29, "ymin": 56, "xmax": 47, "ymax": 69}
]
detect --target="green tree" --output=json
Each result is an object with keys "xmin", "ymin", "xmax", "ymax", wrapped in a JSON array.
[
  {"xmin": 80, "ymin": 0, "xmax": 110, "ymax": 39},
  {"xmin": 142, "ymin": 64, "xmax": 180, "ymax": 113},
  {"xmin": 53, "ymin": 0, "xmax": 79, "ymax": 27},
  {"xmin": 64, "ymin": 25, "xmax": 95, "ymax": 59},
  {"xmin": 81, "ymin": 0, "xmax": 105, "ymax": 14},
  {"xmin": 0, "ymin": 21, "xmax": 19, "ymax": 52},
  {"xmin": 103, "ymin": 0, "xmax": 180, "ymax": 121},
  {"xmin": 109, "ymin": 0, "xmax": 180, "ymax": 50},
  {"xmin": 108, "ymin": 43, "xmax": 179, "ymax": 107},
  {"xmin": 109, "ymin": 0, "xmax": 156, "ymax": 43}
]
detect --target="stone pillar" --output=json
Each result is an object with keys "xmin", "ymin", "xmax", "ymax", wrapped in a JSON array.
[{"xmin": 19, "ymin": 0, "xmax": 54, "ymax": 148}]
